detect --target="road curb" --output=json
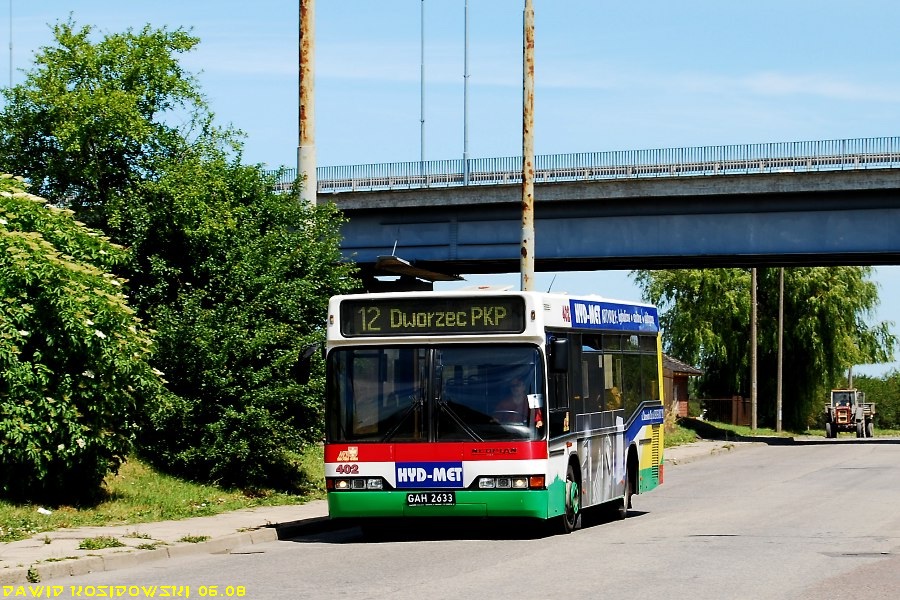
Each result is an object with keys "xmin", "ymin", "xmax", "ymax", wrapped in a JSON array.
[
  {"xmin": 664, "ymin": 440, "xmax": 763, "ymax": 466},
  {"xmin": 0, "ymin": 517, "xmax": 332, "ymax": 585}
]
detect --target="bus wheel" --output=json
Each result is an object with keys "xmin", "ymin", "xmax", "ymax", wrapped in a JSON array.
[
  {"xmin": 561, "ymin": 463, "xmax": 581, "ymax": 533},
  {"xmin": 616, "ymin": 472, "xmax": 632, "ymax": 520}
]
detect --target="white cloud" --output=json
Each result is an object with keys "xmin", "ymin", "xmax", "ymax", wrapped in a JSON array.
[
  {"xmin": 529, "ymin": 61, "xmax": 900, "ymax": 104},
  {"xmin": 739, "ymin": 72, "xmax": 900, "ymax": 102}
]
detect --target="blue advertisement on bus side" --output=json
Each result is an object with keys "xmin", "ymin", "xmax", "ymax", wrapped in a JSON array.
[
  {"xmin": 568, "ymin": 299, "xmax": 659, "ymax": 332},
  {"xmin": 625, "ymin": 404, "xmax": 666, "ymax": 442}
]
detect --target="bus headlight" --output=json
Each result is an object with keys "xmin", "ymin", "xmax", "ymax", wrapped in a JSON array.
[
  {"xmin": 477, "ymin": 476, "xmax": 544, "ymax": 490},
  {"xmin": 329, "ymin": 477, "xmax": 385, "ymax": 491}
]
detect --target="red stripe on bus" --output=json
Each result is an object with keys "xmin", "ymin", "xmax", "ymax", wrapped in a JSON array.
[{"xmin": 324, "ymin": 442, "xmax": 547, "ymax": 463}]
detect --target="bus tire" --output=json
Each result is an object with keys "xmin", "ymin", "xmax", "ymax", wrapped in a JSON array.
[
  {"xmin": 626, "ymin": 446, "xmax": 638, "ymax": 509},
  {"xmin": 616, "ymin": 471, "xmax": 632, "ymax": 520},
  {"xmin": 560, "ymin": 462, "xmax": 581, "ymax": 534}
]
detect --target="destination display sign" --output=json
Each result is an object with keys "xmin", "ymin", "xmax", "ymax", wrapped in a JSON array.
[{"xmin": 340, "ymin": 296, "xmax": 526, "ymax": 337}]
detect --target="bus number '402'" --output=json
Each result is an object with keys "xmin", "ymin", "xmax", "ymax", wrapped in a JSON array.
[{"xmin": 336, "ymin": 464, "xmax": 359, "ymax": 474}]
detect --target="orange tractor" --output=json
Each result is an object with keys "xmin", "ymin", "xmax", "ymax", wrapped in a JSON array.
[{"xmin": 824, "ymin": 389, "xmax": 875, "ymax": 438}]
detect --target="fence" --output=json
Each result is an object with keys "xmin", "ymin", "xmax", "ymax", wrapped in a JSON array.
[
  {"xmin": 701, "ymin": 396, "xmax": 751, "ymax": 427},
  {"xmin": 264, "ymin": 136, "xmax": 900, "ymax": 194}
]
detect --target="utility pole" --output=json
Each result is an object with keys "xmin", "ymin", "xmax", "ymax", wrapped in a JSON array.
[
  {"xmin": 298, "ymin": 0, "xmax": 317, "ymax": 205},
  {"xmin": 463, "ymin": 0, "xmax": 470, "ymax": 185},
  {"xmin": 520, "ymin": 0, "xmax": 535, "ymax": 291},
  {"xmin": 420, "ymin": 0, "xmax": 426, "ymax": 172},
  {"xmin": 776, "ymin": 267, "xmax": 784, "ymax": 432},
  {"xmin": 751, "ymin": 267, "xmax": 758, "ymax": 431},
  {"xmin": 8, "ymin": 0, "xmax": 12, "ymax": 88}
]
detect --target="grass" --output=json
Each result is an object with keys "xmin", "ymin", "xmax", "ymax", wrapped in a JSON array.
[
  {"xmin": 177, "ymin": 534, "xmax": 210, "ymax": 544},
  {"xmin": 804, "ymin": 426, "xmax": 900, "ymax": 438},
  {"xmin": 135, "ymin": 542, "xmax": 163, "ymax": 550},
  {"xmin": 0, "ymin": 445, "xmax": 325, "ymax": 544},
  {"xmin": 78, "ymin": 535, "xmax": 125, "ymax": 550},
  {"xmin": 664, "ymin": 422, "xmax": 700, "ymax": 447},
  {"xmin": 672, "ymin": 417, "xmax": 900, "ymax": 442},
  {"xmin": 674, "ymin": 417, "xmax": 796, "ymax": 442}
]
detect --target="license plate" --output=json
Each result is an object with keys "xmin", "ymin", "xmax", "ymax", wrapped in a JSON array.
[{"xmin": 406, "ymin": 492, "xmax": 456, "ymax": 506}]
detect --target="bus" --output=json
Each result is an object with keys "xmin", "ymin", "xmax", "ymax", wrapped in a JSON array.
[{"xmin": 323, "ymin": 289, "xmax": 665, "ymax": 534}]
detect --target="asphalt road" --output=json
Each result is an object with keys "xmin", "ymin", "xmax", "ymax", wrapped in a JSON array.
[{"xmin": 54, "ymin": 440, "xmax": 900, "ymax": 599}]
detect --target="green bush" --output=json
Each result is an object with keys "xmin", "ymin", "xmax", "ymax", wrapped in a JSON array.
[
  {"xmin": 854, "ymin": 372, "xmax": 900, "ymax": 430},
  {"xmin": 0, "ymin": 177, "xmax": 164, "ymax": 503},
  {"xmin": 131, "ymin": 159, "xmax": 355, "ymax": 491},
  {"xmin": 0, "ymin": 21, "xmax": 355, "ymax": 492}
]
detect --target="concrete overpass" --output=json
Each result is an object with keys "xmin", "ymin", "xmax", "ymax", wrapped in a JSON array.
[
  {"xmin": 268, "ymin": 137, "xmax": 900, "ymax": 286},
  {"xmin": 333, "ymin": 167, "xmax": 900, "ymax": 278}
]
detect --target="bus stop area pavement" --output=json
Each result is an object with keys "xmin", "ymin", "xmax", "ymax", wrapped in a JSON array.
[{"xmin": 0, "ymin": 438, "xmax": 757, "ymax": 585}]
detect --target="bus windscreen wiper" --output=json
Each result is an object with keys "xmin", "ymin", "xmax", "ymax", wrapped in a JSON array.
[
  {"xmin": 381, "ymin": 390, "xmax": 424, "ymax": 442},
  {"xmin": 437, "ymin": 398, "xmax": 484, "ymax": 442}
]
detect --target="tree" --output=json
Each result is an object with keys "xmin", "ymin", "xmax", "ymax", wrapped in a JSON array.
[
  {"xmin": 132, "ymin": 151, "xmax": 355, "ymax": 489},
  {"xmin": 635, "ymin": 267, "xmax": 896, "ymax": 429},
  {"xmin": 0, "ymin": 19, "xmax": 357, "ymax": 490},
  {"xmin": 0, "ymin": 175, "xmax": 164, "ymax": 503},
  {"xmin": 847, "ymin": 372, "xmax": 900, "ymax": 431},
  {"xmin": 0, "ymin": 19, "xmax": 208, "ymax": 230}
]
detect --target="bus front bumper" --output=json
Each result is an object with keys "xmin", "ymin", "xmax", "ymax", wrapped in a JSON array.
[{"xmin": 327, "ymin": 489, "xmax": 551, "ymax": 520}]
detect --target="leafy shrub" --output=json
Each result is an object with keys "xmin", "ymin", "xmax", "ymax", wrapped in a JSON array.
[
  {"xmin": 132, "ymin": 160, "xmax": 355, "ymax": 491},
  {"xmin": 0, "ymin": 176, "xmax": 164, "ymax": 503},
  {"xmin": 0, "ymin": 21, "xmax": 355, "ymax": 492},
  {"xmin": 854, "ymin": 372, "xmax": 900, "ymax": 430}
]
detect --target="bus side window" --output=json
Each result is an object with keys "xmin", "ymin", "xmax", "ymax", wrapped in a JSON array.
[
  {"xmin": 548, "ymin": 375, "xmax": 569, "ymax": 437},
  {"xmin": 547, "ymin": 334, "xmax": 573, "ymax": 438}
]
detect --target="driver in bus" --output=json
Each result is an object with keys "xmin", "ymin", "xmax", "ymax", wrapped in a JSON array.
[{"xmin": 494, "ymin": 378, "xmax": 529, "ymax": 423}]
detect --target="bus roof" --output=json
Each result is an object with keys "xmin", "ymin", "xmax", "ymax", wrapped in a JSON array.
[
  {"xmin": 328, "ymin": 290, "xmax": 659, "ymax": 341},
  {"xmin": 332, "ymin": 288, "xmax": 655, "ymax": 308}
]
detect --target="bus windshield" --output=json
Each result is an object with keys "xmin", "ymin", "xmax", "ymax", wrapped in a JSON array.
[{"xmin": 326, "ymin": 344, "xmax": 545, "ymax": 443}]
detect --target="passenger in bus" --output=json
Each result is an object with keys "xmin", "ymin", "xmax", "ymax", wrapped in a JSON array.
[
  {"xmin": 606, "ymin": 386, "xmax": 622, "ymax": 410},
  {"xmin": 494, "ymin": 378, "xmax": 529, "ymax": 423}
]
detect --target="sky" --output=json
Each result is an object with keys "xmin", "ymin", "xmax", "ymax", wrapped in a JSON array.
[{"xmin": 5, "ymin": 0, "xmax": 900, "ymax": 374}]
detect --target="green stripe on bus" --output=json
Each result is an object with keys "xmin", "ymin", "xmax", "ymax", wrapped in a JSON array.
[
  {"xmin": 638, "ymin": 465, "xmax": 661, "ymax": 493},
  {"xmin": 328, "ymin": 490, "xmax": 551, "ymax": 520}
]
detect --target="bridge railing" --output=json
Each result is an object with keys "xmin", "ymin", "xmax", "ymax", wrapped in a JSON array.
[{"xmin": 264, "ymin": 136, "xmax": 900, "ymax": 193}]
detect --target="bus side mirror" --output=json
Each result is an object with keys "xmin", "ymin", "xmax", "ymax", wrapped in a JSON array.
[
  {"xmin": 550, "ymin": 338, "xmax": 569, "ymax": 373},
  {"xmin": 295, "ymin": 343, "xmax": 321, "ymax": 384}
]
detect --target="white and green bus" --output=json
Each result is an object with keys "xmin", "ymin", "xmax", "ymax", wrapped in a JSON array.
[{"xmin": 324, "ymin": 289, "xmax": 665, "ymax": 533}]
